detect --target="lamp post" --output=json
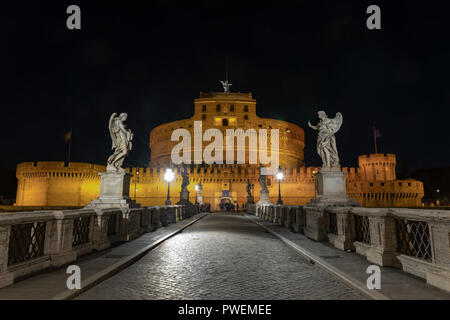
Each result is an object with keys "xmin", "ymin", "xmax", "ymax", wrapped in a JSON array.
[
  {"xmin": 164, "ymin": 168, "xmax": 175, "ymax": 205},
  {"xmin": 276, "ymin": 166, "xmax": 284, "ymax": 205},
  {"xmin": 134, "ymin": 167, "xmax": 140, "ymax": 200},
  {"xmin": 195, "ymin": 184, "xmax": 199, "ymax": 204}
]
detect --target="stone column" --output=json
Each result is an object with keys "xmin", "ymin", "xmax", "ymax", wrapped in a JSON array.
[
  {"xmin": 285, "ymin": 207, "xmax": 296, "ymax": 230},
  {"xmin": 140, "ymin": 207, "xmax": 152, "ymax": 232},
  {"xmin": 365, "ymin": 211, "xmax": 400, "ymax": 267},
  {"xmin": 119, "ymin": 208, "xmax": 131, "ymax": 242},
  {"xmin": 326, "ymin": 208, "xmax": 355, "ymax": 251},
  {"xmin": 0, "ymin": 226, "xmax": 13, "ymax": 288},
  {"xmin": 426, "ymin": 223, "xmax": 450, "ymax": 291},
  {"xmin": 304, "ymin": 207, "xmax": 328, "ymax": 241},
  {"xmin": 92, "ymin": 209, "xmax": 111, "ymax": 251},
  {"xmin": 47, "ymin": 211, "xmax": 78, "ymax": 267}
]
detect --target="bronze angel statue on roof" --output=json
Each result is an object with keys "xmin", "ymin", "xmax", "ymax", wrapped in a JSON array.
[
  {"xmin": 107, "ymin": 113, "xmax": 133, "ymax": 173},
  {"xmin": 308, "ymin": 111, "xmax": 343, "ymax": 170}
]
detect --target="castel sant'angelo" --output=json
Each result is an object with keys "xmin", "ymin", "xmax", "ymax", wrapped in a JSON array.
[{"xmin": 15, "ymin": 87, "xmax": 424, "ymax": 210}]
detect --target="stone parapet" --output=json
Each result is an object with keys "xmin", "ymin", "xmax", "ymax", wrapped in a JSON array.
[
  {"xmin": 0, "ymin": 204, "xmax": 198, "ymax": 289},
  {"xmin": 253, "ymin": 203, "xmax": 450, "ymax": 292}
]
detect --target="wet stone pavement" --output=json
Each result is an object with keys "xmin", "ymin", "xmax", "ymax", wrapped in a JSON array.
[{"xmin": 78, "ymin": 213, "xmax": 365, "ymax": 300}]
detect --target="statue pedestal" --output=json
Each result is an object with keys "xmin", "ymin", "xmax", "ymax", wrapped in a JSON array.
[
  {"xmin": 257, "ymin": 190, "xmax": 272, "ymax": 205},
  {"xmin": 306, "ymin": 168, "xmax": 360, "ymax": 208},
  {"xmin": 177, "ymin": 190, "xmax": 191, "ymax": 205},
  {"xmin": 246, "ymin": 195, "xmax": 255, "ymax": 205},
  {"xmin": 86, "ymin": 171, "xmax": 139, "ymax": 209}
]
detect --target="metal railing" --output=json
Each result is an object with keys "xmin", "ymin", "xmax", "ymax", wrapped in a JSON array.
[
  {"xmin": 72, "ymin": 216, "xmax": 91, "ymax": 247},
  {"xmin": 354, "ymin": 215, "xmax": 371, "ymax": 244},
  {"xmin": 328, "ymin": 212, "xmax": 338, "ymax": 235},
  {"xmin": 395, "ymin": 218, "xmax": 432, "ymax": 261},
  {"xmin": 107, "ymin": 213, "xmax": 119, "ymax": 236},
  {"xmin": 8, "ymin": 222, "xmax": 46, "ymax": 266}
]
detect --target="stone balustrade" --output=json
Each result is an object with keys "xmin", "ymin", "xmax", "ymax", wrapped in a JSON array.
[
  {"xmin": 249, "ymin": 204, "xmax": 450, "ymax": 292},
  {"xmin": 0, "ymin": 204, "xmax": 198, "ymax": 289}
]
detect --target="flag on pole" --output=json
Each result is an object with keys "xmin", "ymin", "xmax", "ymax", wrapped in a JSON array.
[
  {"xmin": 374, "ymin": 127, "xmax": 382, "ymax": 139},
  {"xmin": 64, "ymin": 129, "xmax": 72, "ymax": 143},
  {"xmin": 64, "ymin": 129, "xmax": 72, "ymax": 163},
  {"xmin": 373, "ymin": 127, "xmax": 382, "ymax": 154}
]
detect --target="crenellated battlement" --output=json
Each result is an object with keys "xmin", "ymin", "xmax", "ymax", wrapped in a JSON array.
[
  {"xmin": 16, "ymin": 162, "xmax": 105, "ymax": 180},
  {"xmin": 126, "ymin": 164, "xmax": 321, "ymax": 182},
  {"xmin": 358, "ymin": 153, "xmax": 396, "ymax": 181}
]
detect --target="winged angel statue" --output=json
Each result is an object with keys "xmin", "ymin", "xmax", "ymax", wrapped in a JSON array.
[
  {"xmin": 308, "ymin": 111, "xmax": 343, "ymax": 170},
  {"xmin": 107, "ymin": 113, "xmax": 133, "ymax": 173}
]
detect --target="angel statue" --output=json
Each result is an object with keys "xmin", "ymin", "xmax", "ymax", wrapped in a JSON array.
[
  {"xmin": 246, "ymin": 180, "xmax": 252, "ymax": 197},
  {"xmin": 219, "ymin": 80, "xmax": 232, "ymax": 93},
  {"xmin": 180, "ymin": 164, "xmax": 190, "ymax": 192},
  {"xmin": 107, "ymin": 113, "xmax": 133, "ymax": 173},
  {"xmin": 259, "ymin": 168, "xmax": 269, "ymax": 192},
  {"xmin": 308, "ymin": 111, "xmax": 343, "ymax": 170}
]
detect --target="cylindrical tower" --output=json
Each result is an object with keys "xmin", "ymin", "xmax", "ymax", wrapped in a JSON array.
[
  {"xmin": 149, "ymin": 92, "xmax": 305, "ymax": 168},
  {"xmin": 15, "ymin": 162, "xmax": 104, "ymax": 206}
]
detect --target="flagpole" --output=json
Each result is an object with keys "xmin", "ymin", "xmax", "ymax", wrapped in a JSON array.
[
  {"xmin": 67, "ymin": 128, "xmax": 72, "ymax": 163},
  {"xmin": 373, "ymin": 126, "xmax": 378, "ymax": 154}
]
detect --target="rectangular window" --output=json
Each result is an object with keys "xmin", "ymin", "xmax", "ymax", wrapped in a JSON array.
[
  {"xmin": 202, "ymin": 114, "xmax": 206, "ymax": 120},
  {"xmin": 230, "ymin": 104, "xmax": 235, "ymax": 112},
  {"xmin": 244, "ymin": 105, "xmax": 249, "ymax": 112},
  {"xmin": 216, "ymin": 104, "xmax": 221, "ymax": 112},
  {"xmin": 202, "ymin": 105, "xmax": 206, "ymax": 112},
  {"xmin": 244, "ymin": 115, "xmax": 248, "ymax": 120}
]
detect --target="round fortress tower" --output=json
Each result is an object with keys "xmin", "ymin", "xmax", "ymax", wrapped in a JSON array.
[
  {"xmin": 15, "ymin": 162, "xmax": 104, "ymax": 207},
  {"xmin": 358, "ymin": 153, "xmax": 396, "ymax": 181},
  {"xmin": 149, "ymin": 92, "xmax": 305, "ymax": 168}
]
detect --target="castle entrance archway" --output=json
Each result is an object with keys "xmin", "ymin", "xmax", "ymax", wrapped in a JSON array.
[{"xmin": 219, "ymin": 197, "xmax": 233, "ymax": 212}]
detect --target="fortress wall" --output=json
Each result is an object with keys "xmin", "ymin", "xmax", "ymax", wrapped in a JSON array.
[
  {"xmin": 15, "ymin": 160, "xmax": 424, "ymax": 209},
  {"xmin": 346, "ymin": 179, "xmax": 424, "ymax": 207},
  {"xmin": 15, "ymin": 162, "xmax": 103, "ymax": 207}
]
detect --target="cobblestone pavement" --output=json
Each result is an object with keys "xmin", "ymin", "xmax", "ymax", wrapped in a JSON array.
[{"xmin": 78, "ymin": 213, "xmax": 365, "ymax": 300}]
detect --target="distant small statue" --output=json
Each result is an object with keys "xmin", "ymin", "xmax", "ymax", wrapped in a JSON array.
[
  {"xmin": 308, "ymin": 111, "xmax": 343, "ymax": 170},
  {"xmin": 246, "ymin": 180, "xmax": 252, "ymax": 197},
  {"xmin": 220, "ymin": 80, "xmax": 232, "ymax": 93},
  {"xmin": 259, "ymin": 170, "xmax": 268, "ymax": 193},
  {"xmin": 181, "ymin": 164, "xmax": 190, "ymax": 192},
  {"xmin": 107, "ymin": 113, "xmax": 133, "ymax": 173}
]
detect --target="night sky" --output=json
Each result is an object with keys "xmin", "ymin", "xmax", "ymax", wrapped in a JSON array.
[{"xmin": 2, "ymin": 1, "xmax": 450, "ymax": 172}]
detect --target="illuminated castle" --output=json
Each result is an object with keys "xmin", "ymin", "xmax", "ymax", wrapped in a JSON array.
[{"xmin": 14, "ymin": 91, "xmax": 424, "ymax": 209}]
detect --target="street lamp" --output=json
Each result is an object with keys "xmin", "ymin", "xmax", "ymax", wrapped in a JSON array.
[
  {"xmin": 164, "ymin": 168, "xmax": 175, "ymax": 205},
  {"xmin": 195, "ymin": 184, "xmax": 199, "ymax": 204},
  {"xmin": 276, "ymin": 166, "xmax": 284, "ymax": 205},
  {"xmin": 134, "ymin": 168, "xmax": 140, "ymax": 200}
]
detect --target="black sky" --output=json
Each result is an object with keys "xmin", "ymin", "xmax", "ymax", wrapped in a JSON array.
[{"xmin": 2, "ymin": 0, "xmax": 450, "ymax": 171}]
